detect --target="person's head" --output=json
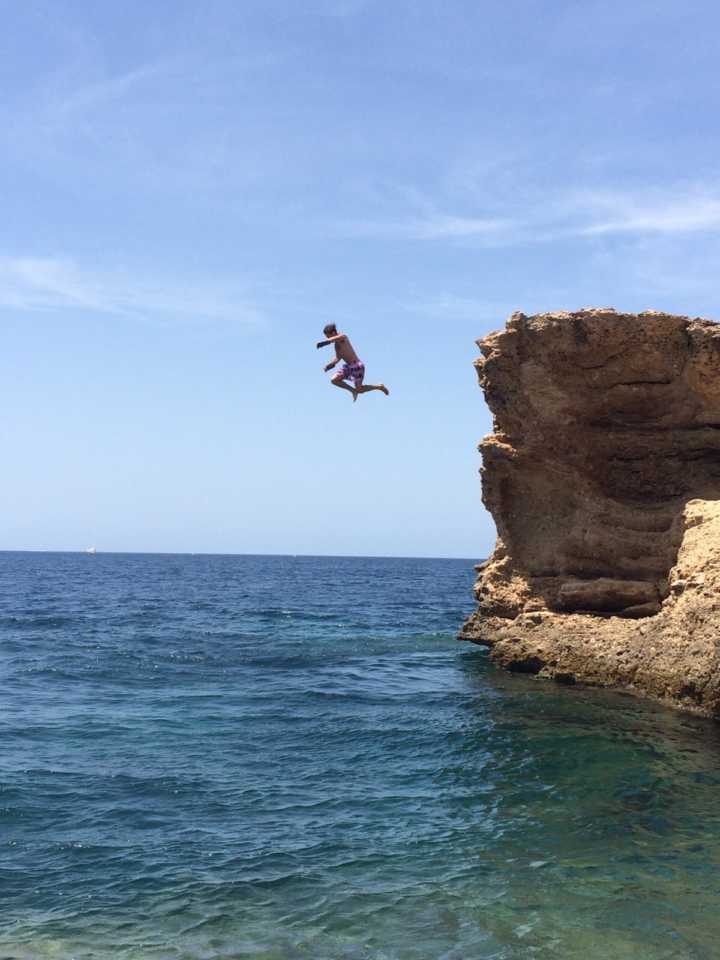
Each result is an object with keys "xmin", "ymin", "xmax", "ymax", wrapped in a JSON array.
[{"xmin": 323, "ymin": 323, "xmax": 337, "ymax": 337}]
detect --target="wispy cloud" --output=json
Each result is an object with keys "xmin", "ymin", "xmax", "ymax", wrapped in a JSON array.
[
  {"xmin": 48, "ymin": 62, "xmax": 171, "ymax": 122},
  {"xmin": 576, "ymin": 190, "xmax": 720, "ymax": 236},
  {"xmin": 336, "ymin": 214, "xmax": 515, "ymax": 240},
  {"xmin": 0, "ymin": 257, "xmax": 261, "ymax": 325},
  {"xmin": 334, "ymin": 183, "xmax": 720, "ymax": 246},
  {"xmin": 0, "ymin": 55, "xmax": 275, "ymax": 197},
  {"xmin": 4, "ymin": 59, "xmax": 174, "ymax": 143}
]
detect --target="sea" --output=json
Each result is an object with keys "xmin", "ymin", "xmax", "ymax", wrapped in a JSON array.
[{"xmin": 2, "ymin": 552, "xmax": 720, "ymax": 960}]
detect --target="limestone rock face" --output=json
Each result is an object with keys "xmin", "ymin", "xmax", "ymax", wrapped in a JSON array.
[{"xmin": 460, "ymin": 308, "xmax": 720, "ymax": 717}]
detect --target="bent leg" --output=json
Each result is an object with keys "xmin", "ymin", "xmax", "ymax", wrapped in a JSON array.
[
  {"xmin": 331, "ymin": 375, "xmax": 358, "ymax": 401},
  {"xmin": 356, "ymin": 383, "xmax": 389, "ymax": 396}
]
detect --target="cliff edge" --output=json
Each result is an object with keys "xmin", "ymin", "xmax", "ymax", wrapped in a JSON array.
[{"xmin": 460, "ymin": 308, "xmax": 720, "ymax": 718}]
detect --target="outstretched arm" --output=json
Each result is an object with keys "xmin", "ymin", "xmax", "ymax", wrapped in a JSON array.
[{"xmin": 316, "ymin": 334, "xmax": 346, "ymax": 349}]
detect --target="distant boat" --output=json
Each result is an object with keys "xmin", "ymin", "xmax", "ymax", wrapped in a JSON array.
[{"xmin": 85, "ymin": 547, "xmax": 97, "ymax": 555}]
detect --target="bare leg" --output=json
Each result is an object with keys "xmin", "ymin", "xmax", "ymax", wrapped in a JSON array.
[
  {"xmin": 331, "ymin": 376, "xmax": 358, "ymax": 401},
  {"xmin": 355, "ymin": 383, "xmax": 389, "ymax": 396}
]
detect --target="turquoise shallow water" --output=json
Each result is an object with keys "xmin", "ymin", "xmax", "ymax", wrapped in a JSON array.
[{"xmin": 2, "ymin": 552, "xmax": 720, "ymax": 960}]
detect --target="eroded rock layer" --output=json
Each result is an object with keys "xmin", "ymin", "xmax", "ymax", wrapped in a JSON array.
[{"xmin": 460, "ymin": 308, "xmax": 720, "ymax": 717}]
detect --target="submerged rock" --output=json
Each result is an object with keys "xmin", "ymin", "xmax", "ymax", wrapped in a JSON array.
[{"xmin": 460, "ymin": 308, "xmax": 720, "ymax": 718}]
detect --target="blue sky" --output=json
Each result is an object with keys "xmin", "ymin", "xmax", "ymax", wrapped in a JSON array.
[{"xmin": 3, "ymin": 0, "xmax": 720, "ymax": 556}]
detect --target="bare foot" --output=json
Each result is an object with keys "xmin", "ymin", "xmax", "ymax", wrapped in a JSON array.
[
  {"xmin": 352, "ymin": 389, "xmax": 358, "ymax": 402},
  {"xmin": 380, "ymin": 384, "xmax": 389, "ymax": 396}
]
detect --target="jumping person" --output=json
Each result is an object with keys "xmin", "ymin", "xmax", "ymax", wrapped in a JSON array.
[{"xmin": 316, "ymin": 324, "xmax": 389, "ymax": 402}]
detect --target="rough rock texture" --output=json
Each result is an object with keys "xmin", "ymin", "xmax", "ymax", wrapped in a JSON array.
[{"xmin": 460, "ymin": 308, "xmax": 720, "ymax": 718}]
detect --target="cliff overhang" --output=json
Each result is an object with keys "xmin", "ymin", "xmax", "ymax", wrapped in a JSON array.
[{"xmin": 460, "ymin": 308, "xmax": 720, "ymax": 718}]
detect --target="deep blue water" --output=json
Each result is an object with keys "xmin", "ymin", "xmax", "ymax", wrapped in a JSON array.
[{"xmin": 2, "ymin": 552, "xmax": 720, "ymax": 960}]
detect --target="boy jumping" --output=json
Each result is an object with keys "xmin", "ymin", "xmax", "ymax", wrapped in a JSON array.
[{"xmin": 316, "ymin": 324, "xmax": 389, "ymax": 402}]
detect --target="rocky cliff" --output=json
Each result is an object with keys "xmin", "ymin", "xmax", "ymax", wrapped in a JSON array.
[{"xmin": 460, "ymin": 308, "xmax": 720, "ymax": 718}]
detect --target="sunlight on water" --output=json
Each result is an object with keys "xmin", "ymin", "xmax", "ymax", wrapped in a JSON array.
[{"xmin": 1, "ymin": 552, "xmax": 720, "ymax": 959}]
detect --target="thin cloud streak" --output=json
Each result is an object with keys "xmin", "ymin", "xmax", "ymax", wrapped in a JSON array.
[
  {"xmin": 0, "ymin": 257, "xmax": 262, "ymax": 325},
  {"xmin": 336, "ymin": 186, "xmax": 720, "ymax": 245},
  {"xmin": 336, "ymin": 214, "xmax": 515, "ymax": 240},
  {"xmin": 578, "ymin": 194, "xmax": 720, "ymax": 236},
  {"xmin": 51, "ymin": 63, "xmax": 172, "ymax": 120},
  {"xmin": 3, "ymin": 59, "xmax": 175, "ymax": 142}
]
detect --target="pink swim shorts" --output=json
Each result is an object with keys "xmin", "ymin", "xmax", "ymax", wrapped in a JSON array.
[{"xmin": 335, "ymin": 360, "xmax": 365, "ymax": 386}]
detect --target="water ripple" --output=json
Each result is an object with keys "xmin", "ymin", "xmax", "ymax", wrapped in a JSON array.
[{"xmin": 2, "ymin": 553, "xmax": 720, "ymax": 959}]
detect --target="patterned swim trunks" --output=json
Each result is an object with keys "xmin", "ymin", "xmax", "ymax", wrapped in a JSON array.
[{"xmin": 335, "ymin": 360, "xmax": 365, "ymax": 386}]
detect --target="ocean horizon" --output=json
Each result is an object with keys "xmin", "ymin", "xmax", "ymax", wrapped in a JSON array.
[
  {"xmin": 0, "ymin": 550, "xmax": 482, "ymax": 561},
  {"xmin": 2, "ymin": 551, "xmax": 720, "ymax": 959}
]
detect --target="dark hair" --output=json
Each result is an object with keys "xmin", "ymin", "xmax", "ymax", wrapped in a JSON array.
[{"xmin": 323, "ymin": 323, "xmax": 337, "ymax": 336}]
